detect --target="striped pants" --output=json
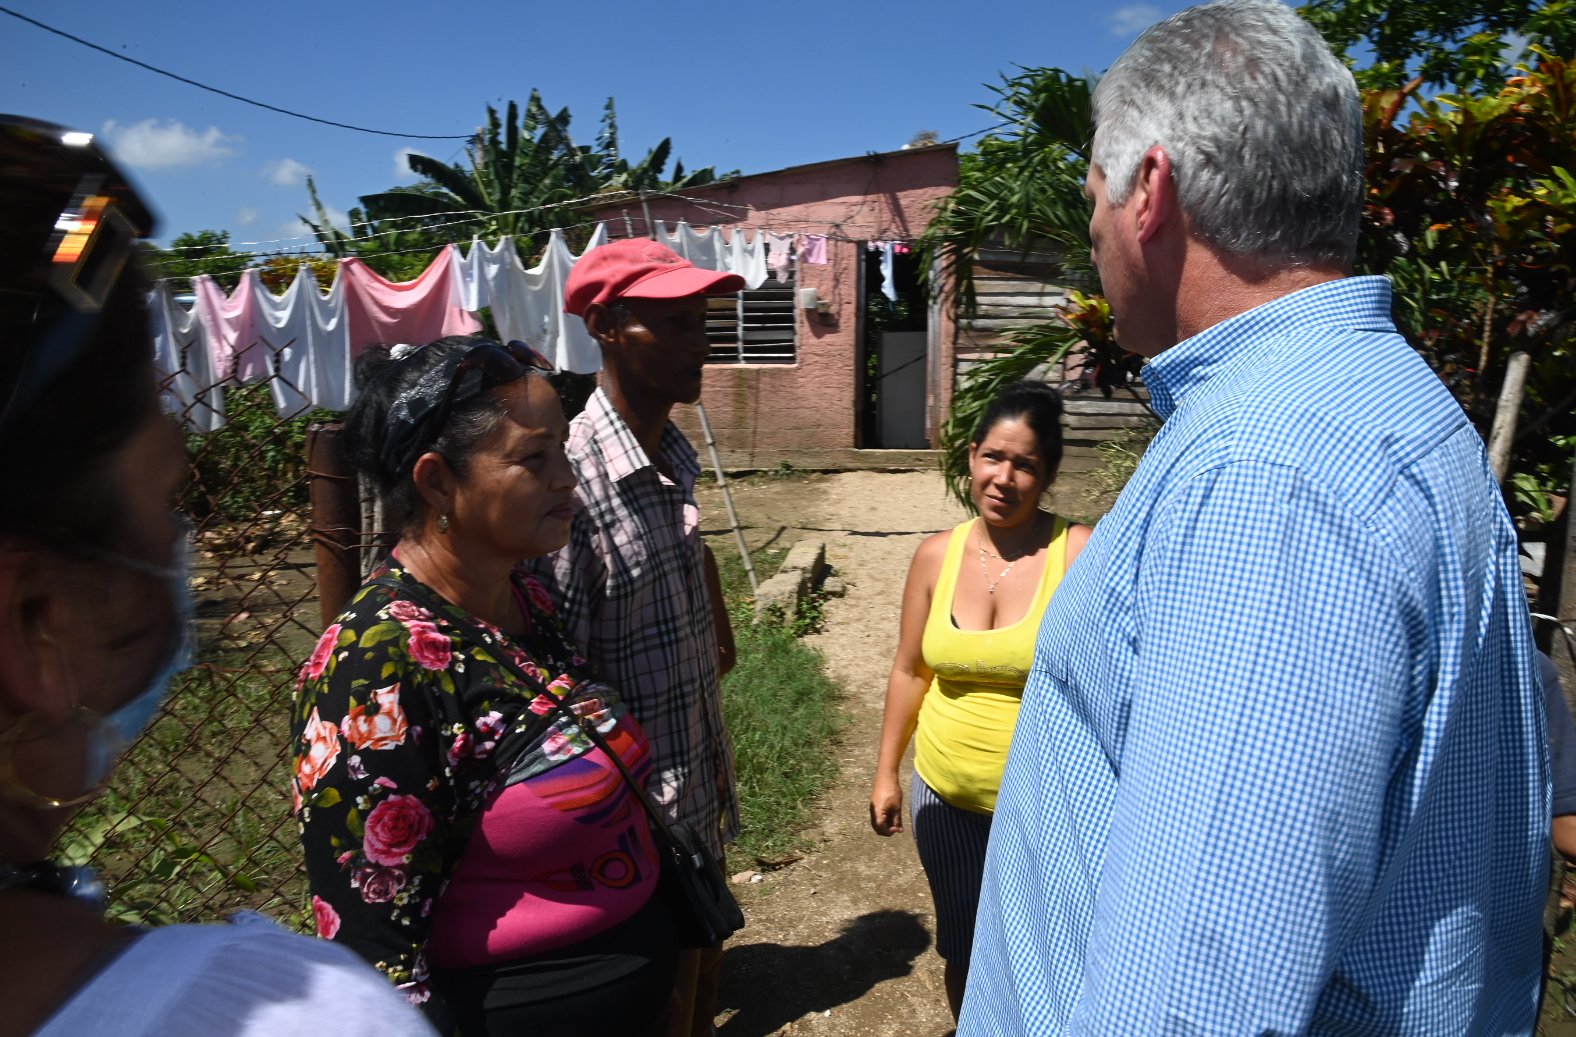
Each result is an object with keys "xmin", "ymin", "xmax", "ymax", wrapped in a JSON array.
[{"xmin": 910, "ymin": 772, "xmax": 994, "ymax": 964}]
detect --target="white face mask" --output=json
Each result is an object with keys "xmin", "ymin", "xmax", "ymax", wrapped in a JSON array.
[{"xmin": 80, "ymin": 517, "xmax": 196, "ymax": 788}]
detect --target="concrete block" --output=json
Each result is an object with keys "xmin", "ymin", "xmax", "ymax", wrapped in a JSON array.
[
  {"xmin": 822, "ymin": 576, "xmax": 847, "ymax": 598},
  {"xmin": 754, "ymin": 572, "xmax": 802, "ymax": 621},
  {"xmin": 781, "ymin": 539, "xmax": 828, "ymax": 585}
]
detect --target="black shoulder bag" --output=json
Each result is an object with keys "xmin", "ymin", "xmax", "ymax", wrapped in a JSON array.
[
  {"xmin": 543, "ymin": 691, "xmax": 745, "ymax": 949},
  {"xmin": 369, "ymin": 570, "xmax": 745, "ymax": 948}
]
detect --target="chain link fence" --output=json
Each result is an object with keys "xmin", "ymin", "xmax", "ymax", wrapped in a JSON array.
[{"xmin": 54, "ymin": 354, "xmax": 352, "ymax": 931}]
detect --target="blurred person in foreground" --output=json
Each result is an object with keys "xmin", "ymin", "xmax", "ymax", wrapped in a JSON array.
[
  {"xmin": 961, "ymin": 3, "xmax": 1550, "ymax": 1033},
  {"xmin": 532, "ymin": 238, "xmax": 744, "ymax": 1037},
  {"xmin": 292, "ymin": 337, "xmax": 677, "ymax": 1035},
  {"xmin": 869, "ymin": 380, "xmax": 1091, "ymax": 1020},
  {"xmin": 0, "ymin": 115, "xmax": 431, "ymax": 1036}
]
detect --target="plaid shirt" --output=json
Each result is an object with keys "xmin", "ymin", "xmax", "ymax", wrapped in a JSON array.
[
  {"xmin": 963, "ymin": 277, "xmax": 1549, "ymax": 1035},
  {"xmin": 532, "ymin": 388, "xmax": 738, "ymax": 854}
]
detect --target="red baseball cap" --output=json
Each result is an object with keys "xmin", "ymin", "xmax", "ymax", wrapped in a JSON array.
[{"xmin": 564, "ymin": 237, "xmax": 745, "ymax": 317}]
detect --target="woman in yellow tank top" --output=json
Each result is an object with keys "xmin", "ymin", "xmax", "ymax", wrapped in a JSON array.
[{"xmin": 869, "ymin": 381, "xmax": 1091, "ymax": 1020}]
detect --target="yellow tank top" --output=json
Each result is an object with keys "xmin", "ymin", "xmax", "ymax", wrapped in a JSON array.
[{"xmin": 913, "ymin": 515, "xmax": 1070, "ymax": 814}]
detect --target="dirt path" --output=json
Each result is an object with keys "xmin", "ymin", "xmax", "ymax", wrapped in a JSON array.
[
  {"xmin": 697, "ymin": 470, "xmax": 1099, "ymax": 1035},
  {"xmin": 696, "ymin": 470, "xmax": 1100, "ymax": 1036},
  {"xmin": 700, "ymin": 470, "xmax": 963, "ymax": 1037}
]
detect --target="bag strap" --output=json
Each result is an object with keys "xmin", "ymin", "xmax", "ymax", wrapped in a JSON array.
[
  {"xmin": 542, "ymin": 690, "xmax": 689, "ymax": 852},
  {"xmin": 365, "ymin": 572, "xmax": 689, "ymax": 852}
]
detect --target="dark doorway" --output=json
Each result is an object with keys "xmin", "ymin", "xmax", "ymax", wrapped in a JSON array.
[{"xmin": 856, "ymin": 243, "xmax": 929, "ymax": 448}]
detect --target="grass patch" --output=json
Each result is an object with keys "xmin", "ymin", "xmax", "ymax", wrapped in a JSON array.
[{"xmin": 715, "ymin": 543, "xmax": 844, "ymax": 864}]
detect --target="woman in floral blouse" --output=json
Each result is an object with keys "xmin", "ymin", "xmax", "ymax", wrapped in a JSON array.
[{"xmin": 292, "ymin": 337, "xmax": 674, "ymax": 1036}]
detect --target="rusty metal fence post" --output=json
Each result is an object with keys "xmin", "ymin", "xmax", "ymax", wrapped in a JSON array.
[{"xmin": 308, "ymin": 421, "xmax": 361, "ymax": 627}]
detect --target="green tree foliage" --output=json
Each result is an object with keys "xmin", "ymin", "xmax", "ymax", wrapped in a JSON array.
[
  {"xmin": 920, "ymin": 69, "xmax": 1135, "ymax": 508},
  {"xmin": 298, "ymin": 176, "xmax": 450, "ymax": 282},
  {"xmin": 357, "ymin": 94, "xmax": 586, "ymax": 248},
  {"xmin": 141, "ymin": 230, "xmax": 252, "ymax": 290},
  {"xmin": 254, "ymin": 252, "xmax": 339, "ymax": 294},
  {"xmin": 179, "ymin": 382, "xmax": 328, "ymax": 522},
  {"xmin": 1300, "ymin": 0, "xmax": 1575, "ymax": 90},
  {"xmin": 921, "ymin": 69, "xmax": 1094, "ymax": 318},
  {"xmin": 1361, "ymin": 50, "xmax": 1575, "ymax": 507},
  {"xmin": 346, "ymin": 93, "xmax": 732, "ymax": 267}
]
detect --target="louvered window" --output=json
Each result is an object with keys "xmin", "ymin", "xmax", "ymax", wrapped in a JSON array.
[{"xmin": 706, "ymin": 272, "xmax": 797, "ymax": 364}]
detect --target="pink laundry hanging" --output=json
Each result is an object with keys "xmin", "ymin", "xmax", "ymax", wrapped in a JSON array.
[
  {"xmin": 798, "ymin": 234, "xmax": 829, "ymax": 265},
  {"xmin": 766, "ymin": 232, "xmax": 794, "ymax": 282},
  {"xmin": 193, "ymin": 270, "xmax": 271, "ymax": 383},
  {"xmin": 340, "ymin": 246, "xmax": 480, "ymax": 355}
]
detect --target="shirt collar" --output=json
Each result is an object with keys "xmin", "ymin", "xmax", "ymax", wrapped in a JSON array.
[
  {"xmin": 1141, "ymin": 275, "xmax": 1395, "ymax": 419},
  {"xmin": 581, "ymin": 387, "xmax": 701, "ymax": 490}
]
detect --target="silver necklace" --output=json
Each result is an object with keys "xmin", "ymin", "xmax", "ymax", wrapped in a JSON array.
[
  {"xmin": 976, "ymin": 516, "xmax": 1043, "ymax": 595},
  {"xmin": 977, "ymin": 541, "xmax": 1018, "ymax": 594}
]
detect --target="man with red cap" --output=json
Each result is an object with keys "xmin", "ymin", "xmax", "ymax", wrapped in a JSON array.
[{"xmin": 537, "ymin": 237, "xmax": 745, "ymax": 1036}]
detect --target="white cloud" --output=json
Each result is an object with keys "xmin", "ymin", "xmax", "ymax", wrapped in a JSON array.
[
  {"xmin": 1107, "ymin": 3, "xmax": 1161, "ymax": 36},
  {"xmin": 263, "ymin": 157, "xmax": 312, "ymax": 188},
  {"xmin": 236, "ymin": 207, "xmax": 259, "ymax": 227},
  {"xmin": 392, "ymin": 146, "xmax": 428, "ymax": 181},
  {"xmin": 100, "ymin": 118, "xmax": 239, "ymax": 170}
]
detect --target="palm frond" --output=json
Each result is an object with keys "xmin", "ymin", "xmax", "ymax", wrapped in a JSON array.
[{"xmin": 938, "ymin": 315, "xmax": 1092, "ymax": 509}]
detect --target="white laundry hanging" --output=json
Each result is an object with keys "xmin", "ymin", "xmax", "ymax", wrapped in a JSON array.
[
  {"xmin": 451, "ymin": 225, "xmax": 610, "ymax": 374},
  {"xmin": 656, "ymin": 220, "xmax": 724, "ymax": 270},
  {"xmin": 879, "ymin": 241, "xmax": 899, "ymax": 303},
  {"xmin": 149, "ymin": 284, "xmax": 226, "ymax": 432},
  {"xmin": 724, "ymin": 226, "xmax": 768, "ymax": 290},
  {"xmin": 655, "ymin": 221, "xmax": 768, "ymax": 288},
  {"xmin": 252, "ymin": 264, "xmax": 353, "ymax": 415},
  {"xmin": 190, "ymin": 268, "xmax": 354, "ymax": 417}
]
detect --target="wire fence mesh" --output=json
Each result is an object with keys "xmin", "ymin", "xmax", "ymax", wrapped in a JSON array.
[{"xmin": 54, "ymin": 355, "xmax": 345, "ymax": 931}]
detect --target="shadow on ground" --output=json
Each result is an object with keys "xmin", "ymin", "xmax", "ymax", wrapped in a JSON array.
[{"xmin": 717, "ymin": 910, "xmax": 932, "ymax": 1036}]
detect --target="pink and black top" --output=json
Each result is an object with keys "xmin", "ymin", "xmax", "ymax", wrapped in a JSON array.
[{"xmin": 291, "ymin": 559, "xmax": 661, "ymax": 1029}]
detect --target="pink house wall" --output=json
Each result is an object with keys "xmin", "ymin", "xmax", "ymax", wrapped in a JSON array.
[{"xmin": 586, "ymin": 145, "xmax": 958, "ymax": 467}]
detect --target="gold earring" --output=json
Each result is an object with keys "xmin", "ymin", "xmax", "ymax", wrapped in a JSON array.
[
  {"xmin": 0, "ymin": 708, "xmax": 106, "ymax": 809},
  {"xmin": 437, "ymin": 514, "xmax": 450, "ymax": 534}
]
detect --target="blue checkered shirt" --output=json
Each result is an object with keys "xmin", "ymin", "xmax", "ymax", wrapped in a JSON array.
[
  {"xmin": 530, "ymin": 388, "xmax": 738, "ymax": 854},
  {"xmin": 962, "ymin": 277, "xmax": 1550, "ymax": 1035}
]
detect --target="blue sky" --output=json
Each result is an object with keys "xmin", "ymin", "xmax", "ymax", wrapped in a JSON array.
[{"xmin": 1, "ymin": 0, "xmax": 1198, "ymax": 249}]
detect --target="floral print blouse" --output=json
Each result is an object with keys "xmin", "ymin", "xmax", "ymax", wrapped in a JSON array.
[{"xmin": 290, "ymin": 559, "xmax": 654, "ymax": 1028}]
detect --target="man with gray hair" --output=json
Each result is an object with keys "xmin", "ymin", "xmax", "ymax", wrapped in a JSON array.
[{"xmin": 962, "ymin": 1, "xmax": 1549, "ymax": 1033}]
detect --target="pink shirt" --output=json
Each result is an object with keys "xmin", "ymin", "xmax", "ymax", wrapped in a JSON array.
[{"xmin": 424, "ymin": 718, "xmax": 661, "ymax": 967}]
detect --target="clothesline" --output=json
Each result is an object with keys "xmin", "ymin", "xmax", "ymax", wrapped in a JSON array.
[
  {"xmin": 156, "ymin": 186, "xmax": 671, "ymax": 253},
  {"xmin": 157, "ymin": 195, "xmax": 919, "ymax": 264},
  {"xmin": 151, "ymin": 217, "xmax": 615, "ymax": 278},
  {"xmin": 150, "ymin": 220, "xmax": 909, "ymax": 433}
]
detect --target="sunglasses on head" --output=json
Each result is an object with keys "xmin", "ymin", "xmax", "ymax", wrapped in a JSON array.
[
  {"xmin": 0, "ymin": 115, "xmax": 155, "ymax": 438},
  {"xmin": 425, "ymin": 339, "xmax": 554, "ymax": 439},
  {"xmin": 381, "ymin": 340, "xmax": 555, "ymax": 474}
]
